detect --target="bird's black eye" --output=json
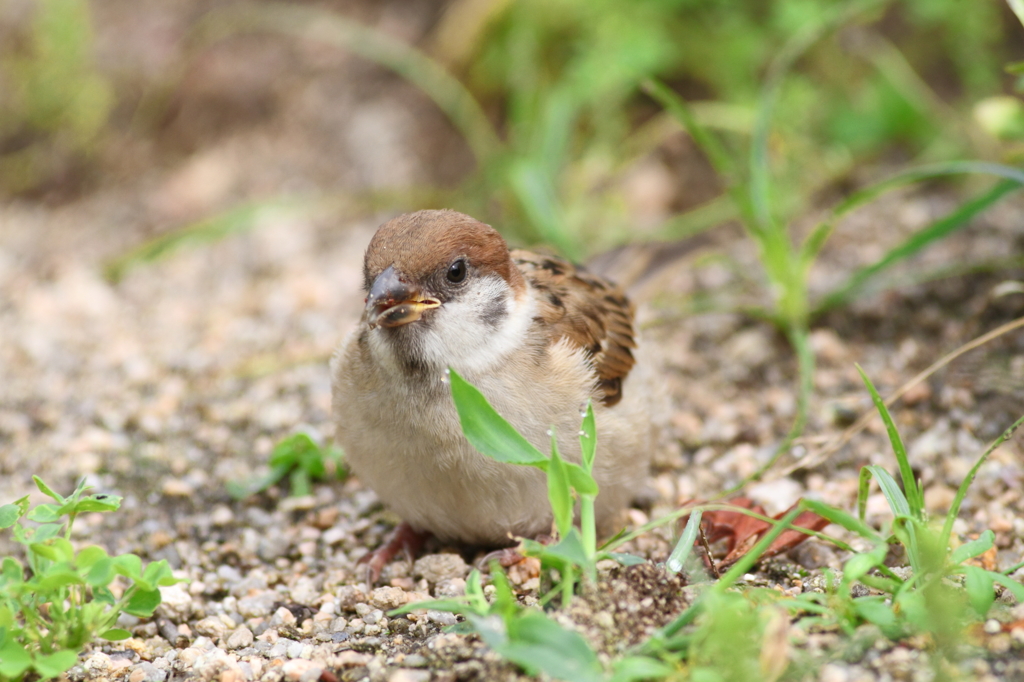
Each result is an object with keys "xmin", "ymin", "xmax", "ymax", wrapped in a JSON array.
[{"xmin": 446, "ymin": 259, "xmax": 467, "ymax": 283}]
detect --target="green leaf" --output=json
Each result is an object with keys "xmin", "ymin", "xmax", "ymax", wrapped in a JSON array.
[
  {"xmin": 666, "ymin": 510, "xmax": 702, "ymax": 575},
  {"xmin": 0, "ymin": 558, "xmax": 24, "ymax": 583},
  {"xmin": 76, "ymin": 545, "xmax": 109, "ymax": 569},
  {"xmin": 0, "ymin": 640, "xmax": 32, "ymax": 677},
  {"xmin": 857, "ymin": 366, "xmax": 924, "ymax": 520},
  {"xmin": 989, "ymin": 572, "xmax": 1024, "ymax": 602},
  {"xmin": 579, "ymin": 401, "xmax": 596, "ymax": 472},
  {"xmin": 950, "ymin": 530, "xmax": 995, "ymax": 565},
  {"xmin": 862, "ymin": 465, "xmax": 911, "ymax": 518},
  {"xmin": 270, "ymin": 433, "xmax": 317, "ymax": 467},
  {"xmin": 32, "ymin": 476, "xmax": 65, "ymax": 504},
  {"xmin": 537, "ymin": 529, "xmax": 590, "ymax": 570},
  {"xmin": 112, "ymin": 554, "xmax": 143, "ymax": 582},
  {"xmin": 843, "ymin": 544, "xmax": 888, "ymax": 582},
  {"xmin": 27, "ymin": 504, "xmax": 62, "ymax": 523},
  {"xmin": 962, "ymin": 565, "xmax": 996, "ymax": 617},
  {"xmin": 37, "ymin": 569, "xmax": 84, "ymax": 590},
  {"xmin": 564, "ymin": 463, "xmax": 598, "ymax": 498},
  {"xmin": 62, "ymin": 494, "xmax": 121, "ymax": 514},
  {"xmin": 448, "ymin": 369, "xmax": 547, "ymax": 467},
  {"xmin": 501, "ymin": 611, "xmax": 603, "ymax": 682},
  {"xmin": 0, "ymin": 497, "xmax": 29, "ymax": 528},
  {"xmin": 142, "ymin": 559, "xmax": 179, "ymax": 587},
  {"xmin": 100, "ymin": 628, "xmax": 133, "ymax": 641},
  {"xmin": 25, "ymin": 523, "xmax": 63, "ymax": 544},
  {"xmin": 93, "ymin": 585, "xmax": 117, "ymax": 605},
  {"xmin": 852, "ymin": 596, "xmax": 901, "ymax": 639},
  {"xmin": 800, "ymin": 499, "xmax": 883, "ymax": 543},
  {"xmin": 123, "ymin": 587, "xmax": 162, "ymax": 617},
  {"xmin": 32, "ymin": 649, "xmax": 79, "ymax": 678},
  {"xmin": 464, "ymin": 612, "xmax": 510, "ymax": 651},
  {"xmin": 547, "ymin": 439, "xmax": 573, "ymax": 538},
  {"xmin": 610, "ymin": 655, "xmax": 676, "ymax": 682},
  {"xmin": 84, "ymin": 556, "xmax": 114, "ymax": 587}
]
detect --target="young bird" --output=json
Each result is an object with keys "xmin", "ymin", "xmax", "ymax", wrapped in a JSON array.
[{"xmin": 331, "ymin": 210, "xmax": 654, "ymax": 579}]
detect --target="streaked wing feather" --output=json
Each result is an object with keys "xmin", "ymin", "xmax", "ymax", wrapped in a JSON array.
[{"xmin": 512, "ymin": 250, "xmax": 637, "ymax": 406}]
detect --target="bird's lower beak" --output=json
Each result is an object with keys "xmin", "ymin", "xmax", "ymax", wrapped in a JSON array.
[{"xmin": 365, "ymin": 265, "xmax": 440, "ymax": 329}]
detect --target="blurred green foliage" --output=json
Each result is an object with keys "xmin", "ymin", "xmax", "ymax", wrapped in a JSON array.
[
  {"xmin": 0, "ymin": 0, "xmax": 112, "ymax": 195},
  {"xmin": 447, "ymin": 0, "xmax": 1017, "ymax": 255}
]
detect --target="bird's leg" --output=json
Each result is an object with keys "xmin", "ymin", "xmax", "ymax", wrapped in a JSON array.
[{"xmin": 358, "ymin": 522, "xmax": 430, "ymax": 585}]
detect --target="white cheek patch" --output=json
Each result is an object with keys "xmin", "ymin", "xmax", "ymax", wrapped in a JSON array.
[{"xmin": 420, "ymin": 276, "xmax": 535, "ymax": 374}]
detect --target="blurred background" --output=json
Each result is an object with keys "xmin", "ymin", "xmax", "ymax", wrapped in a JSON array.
[
  {"xmin": 1, "ymin": 0, "xmax": 1024, "ymax": 499},
  {"xmin": 1, "ymin": 0, "xmax": 1022, "ymax": 259}
]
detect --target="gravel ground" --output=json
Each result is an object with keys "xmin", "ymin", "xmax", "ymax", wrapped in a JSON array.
[
  {"xmin": 3, "ymin": 2, "xmax": 1024, "ymax": 679},
  {"xmin": 3, "ymin": 185, "xmax": 1024, "ymax": 682}
]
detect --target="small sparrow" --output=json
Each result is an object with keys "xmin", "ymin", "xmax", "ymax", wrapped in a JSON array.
[{"xmin": 331, "ymin": 210, "xmax": 654, "ymax": 578}]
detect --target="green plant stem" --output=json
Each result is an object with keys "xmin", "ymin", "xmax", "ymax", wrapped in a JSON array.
[
  {"xmin": 581, "ymin": 496, "xmax": 596, "ymax": 571},
  {"xmin": 941, "ymin": 414, "xmax": 1024, "ymax": 549},
  {"xmin": 561, "ymin": 564, "xmax": 575, "ymax": 607}
]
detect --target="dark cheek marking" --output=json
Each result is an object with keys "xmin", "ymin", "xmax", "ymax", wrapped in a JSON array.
[{"xmin": 480, "ymin": 295, "xmax": 507, "ymax": 329}]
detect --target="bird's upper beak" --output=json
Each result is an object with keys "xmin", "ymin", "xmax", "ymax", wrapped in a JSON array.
[{"xmin": 365, "ymin": 265, "xmax": 440, "ymax": 329}]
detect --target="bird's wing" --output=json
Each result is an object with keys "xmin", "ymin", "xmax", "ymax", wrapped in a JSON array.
[{"xmin": 511, "ymin": 250, "xmax": 637, "ymax": 407}]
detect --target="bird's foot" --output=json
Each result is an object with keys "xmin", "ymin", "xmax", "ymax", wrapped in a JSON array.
[{"xmin": 358, "ymin": 522, "xmax": 431, "ymax": 586}]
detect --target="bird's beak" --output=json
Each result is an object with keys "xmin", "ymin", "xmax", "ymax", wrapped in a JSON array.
[{"xmin": 365, "ymin": 265, "xmax": 440, "ymax": 329}]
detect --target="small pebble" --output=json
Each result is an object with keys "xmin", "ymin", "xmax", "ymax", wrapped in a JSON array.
[
  {"xmin": 282, "ymin": 658, "xmax": 323, "ymax": 681},
  {"xmin": 127, "ymin": 662, "xmax": 167, "ymax": 682},
  {"xmin": 156, "ymin": 585, "xmax": 192, "ymax": 620},
  {"xmin": 426, "ymin": 610, "xmax": 457, "ymax": 626},
  {"xmin": 226, "ymin": 626, "xmax": 254, "ymax": 649},
  {"xmin": 413, "ymin": 553, "xmax": 470, "ymax": 583},
  {"xmin": 369, "ymin": 586, "xmax": 409, "ymax": 610}
]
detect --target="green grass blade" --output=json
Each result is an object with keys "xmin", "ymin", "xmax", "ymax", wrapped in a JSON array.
[
  {"xmin": 665, "ymin": 510, "xmax": 702, "ymax": 575},
  {"xmin": 642, "ymin": 79, "xmax": 737, "ymax": 181},
  {"xmin": 856, "ymin": 365, "xmax": 925, "ymax": 520},
  {"xmin": 830, "ymin": 161, "xmax": 1024, "ymax": 218},
  {"xmin": 862, "ymin": 465, "xmax": 912, "ymax": 519},
  {"xmin": 941, "ymin": 414, "xmax": 1024, "ymax": 550},
  {"xmin": 989, "ymin": 572, "xmax": 1024, "ymax": 602},
  {"xmin": 448, "ymin": 369, "xmax": 548, "ymax": 467},
  {"xmin": 799, "ymin": 221, "xmax": 836, "ymax": 269},
  {"xmin": 816, "ymin": 179, "xmax": 1022, "ymax": 313},
  {"xmin": 800, "ymin": 499, "xmax": 884, "ymax": 544},
  {"xmin": 950, "ymin": 530, "xmax": 995, "ymax": 565},
  {"xmin": 507, "ymin": 158, "xmax": 577, "ymax": 258},
  {"xmin": 891, "ymin": 517, "xmax": 924, "ymax": 576}
]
